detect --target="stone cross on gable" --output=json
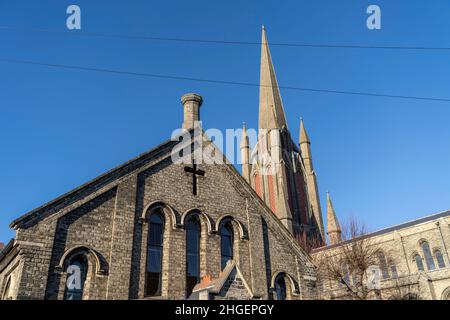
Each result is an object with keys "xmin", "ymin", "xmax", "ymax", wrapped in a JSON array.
[{"xmin": 184, "ymin": 163, "xmax": 205, "ymax": 196}]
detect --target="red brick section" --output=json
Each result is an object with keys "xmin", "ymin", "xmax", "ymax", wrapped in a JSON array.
[
  {"xmin": 255, "ymin": 174, "xmax": 262, "ymax": 197},
  {"xmin": 268, "ymin": 175, "xmax": 276, "ymax": 213},
  {"xmin": 0, "ymin": 242, "xmax": 4, "ymax": 251}
]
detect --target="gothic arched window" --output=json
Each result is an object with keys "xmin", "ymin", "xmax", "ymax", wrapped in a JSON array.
[
  {"xmin": 414, "ymin": 254, "xmax": 424, "ymax": 272},
  {"xmin": 377, "ymin": 251, "xmax": 389, "ymax": 279},
  {"xmin": 435, "ymin": 250, "xmax": 446, "ymax": 269},
  {"xmin": 145, "ymin": 211, "xmax": 165, "ymax": 297},
  {"xmin": 421, "ymin": 241, "xmax": 436, "ymax": 271},
  {"xmin": 274, "ymin": 275, "xmax": 287, "ymax": 300},
  {"xmin": 220, "ymin": 221, "xmax": 234, "ymax": 270},
  {"xmin": 186, "ymin": 215, "xmax": 201, "ymax": 297},
  {"xmin": 64, "ymin": 255, "xmax": 88, "ymax": 300},
  {"xmin": 389, "ymin": 262, "xmax": 398, "ymax": 279}
]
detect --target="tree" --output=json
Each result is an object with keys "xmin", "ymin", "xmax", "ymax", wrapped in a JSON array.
[{"xmin": 313, "ymin": 217, "xmax": 421, "ymax": 300}]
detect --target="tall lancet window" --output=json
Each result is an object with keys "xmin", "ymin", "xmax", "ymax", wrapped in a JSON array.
[
  {"xmin": 145, "ymin": 211, "xmax": 165, "ymax": 297},
  {"xmin": 377, "ymin": 251, "xmax": 390, "ymax": 279},
  {"xmin": 421, "ymin": 241, "xmax": 436, "ymax": 271},
  {"xmin": 435, "ymin": 250, "xmax": 446, "ymax": 269},
  {"xmin": 186, "ymin": 215, "xmax": 201, "ymax": 297},
  {"xmin": 64, "ymin": 255, "xmax": 88, "ymax": 300},
  {"xmin": 414, "ymin": 254, "xmax": 424, "ymax": 272},
  {"xmin": 220, "ymin": 221, "xmax": 234, "ymax": 270},
  {"xmin": 274, "ymin": 275, "xmax": 287, "ymax": 300}
]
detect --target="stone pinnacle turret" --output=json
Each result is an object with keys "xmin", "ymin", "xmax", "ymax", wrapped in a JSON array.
[
  {"xmin": 326, "ymin": 192, "xmax": 342, "ymax": 245},
  {"xmin": 240, "ymin": 123, "xmax": 251, "ymax": 184}
]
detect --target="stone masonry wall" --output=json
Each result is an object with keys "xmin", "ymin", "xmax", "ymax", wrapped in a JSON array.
[{"xmin": 2, "ymin": 142, "xmax": 317, "ymax": 300}]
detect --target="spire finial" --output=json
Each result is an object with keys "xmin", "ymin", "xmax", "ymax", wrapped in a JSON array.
[{"xmin": 258, "ymin": 27, "xmax": 288, "ymax": 130}]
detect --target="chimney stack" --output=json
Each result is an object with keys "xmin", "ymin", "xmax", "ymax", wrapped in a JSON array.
[{"xmin": 181, "ymin": 93, "xmax": 203, "ymax": 130}]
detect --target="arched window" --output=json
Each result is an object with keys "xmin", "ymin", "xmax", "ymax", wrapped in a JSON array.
[
  {"xmin": 414, "ymin": 254, "xmax": 424, "ymax": 272},
  {"xmin": 377, "ymin": 251, "xmax": 389, "ymax": 279},
  {"xmin": 186, "ymin": 215, "xmax": 201, "ymax": 297},
  {"xmin": 220, "ymin": 221, "xmax": 234, "ymax": 270},
  {"xmin": 2, "ymin": 277, "xmax": 11, "ymax": 300},
  {"xmin": 64, "ymin": 255, "xmax": 88, "ymax": 300},
  {"xmin": 390, "ymin": 264, "xmax": 398, "ymax": 279},
  {"xmin": 435, "ymin": 250, "xmax": 446, "ymax": 269},
  {"xmin": 145, "ymin": 211, "xmax": 165, "ymax": 297},
  {"xmin": 274, "ymin": 275, "xmax": 287, "ymax": 300},
  {"xmin": 421, "ymin": 241, "xmax": 436, "ymax": 271}
]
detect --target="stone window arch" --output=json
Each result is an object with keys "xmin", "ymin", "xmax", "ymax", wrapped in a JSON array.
[
  {"xmin": 185, "ymin": 214, "xmax": 201, "ymax": 297},
  {"xmin": 420, "ymin": 241, "xmax": 436, "ymax": 271},
  {"xmin": 215, "ymin": 215, "xmax": 248, "ymax": 271},
  {"xmin": 64, "ymin": 254, "xmax": 88, "ymax": 300},
  {"xmin": 413, "ymin": 252, "xmax": 424, "ymax": 272},
  {"xmin": 139, "ymin": 202, "xmax": 175, "ymax": 299},
  {"xmin": 434, "ymin": 249, "xmax": 446, "ymax": 269},
  {"xmin": 142, "ymin": 201, "xmax": 179, "ymax": 229},
  {"xmin": 145, "ymin": 209, "xmax": 165, "ymax": 297},
  {"xmin": 274, "ymin": 274, "xmax": 287, "ymax": 300},
  {"xmin": 180, "ymin": 208, "xmax": 214, "ymax": 234},
  {"xmin": 388, "ymin": 259, "xmax": 398, "ymax": 279},
  {"xmin": 57, "ymin": 246, "xmax": 107, "ymax": 275},
  {"xmin": 270, "ymin": 272, "xmax": 299, "ymax": 300},
  {"xmin": 57, "ymin": 246, "xmax": 107, "ymax": 300},
  {"xmin": 377, "ymin": 251, "xmax": 390, "ymax": 279},
  {"xmin": 181, "ymin": 208, "xmax": 215, "ymax": 292},
  {"xmin": 215, "ymin": 215, "xmax": 248, "ymax": 240},
  {"xmin": 219, "ymin": 220, "xmax": 234, "ymax": 270}
]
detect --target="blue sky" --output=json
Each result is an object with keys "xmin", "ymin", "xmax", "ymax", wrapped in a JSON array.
[{"xmin": 0, "ymin": 0, "xmax": 449, "ymax": 243}]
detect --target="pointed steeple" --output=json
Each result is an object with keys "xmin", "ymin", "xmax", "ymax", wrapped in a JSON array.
[
  {"xmin": 299, "ymin": 118, "xmax": 310, "ymax": 144},
  {"xmin": 258, "ymin": 26, "xmax": 288, "ymax": 130},
  {"xmin": 326, "ymin": 192, "xmax": 342, "ymax": 245}
]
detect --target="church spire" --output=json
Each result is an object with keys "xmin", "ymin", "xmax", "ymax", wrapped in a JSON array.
[
  {"xmin": 326, "ymin": 192, "xmax": 342, "ymax": 245},
  {"xmin": 258, "ymin": 26, "xmax": 288, "ymax": 130}
]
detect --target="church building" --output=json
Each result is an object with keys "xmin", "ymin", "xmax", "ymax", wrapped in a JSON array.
[{"xmin": 0, "ymin": 28, "xmax": 323, "ymax": 300}]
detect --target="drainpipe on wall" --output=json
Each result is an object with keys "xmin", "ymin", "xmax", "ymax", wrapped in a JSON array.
[{"xmin": 436, "ymin": 220, "xmax": 450, "ymax": 265}]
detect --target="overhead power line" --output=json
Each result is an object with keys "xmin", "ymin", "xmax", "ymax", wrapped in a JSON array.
[
  {"xmin": 1, "ymin": 26, "xmax": 450, "ymax": 51},
  {"xmin": 1, "ymin": 57, "xmax": 449, "ymax": 103}
]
